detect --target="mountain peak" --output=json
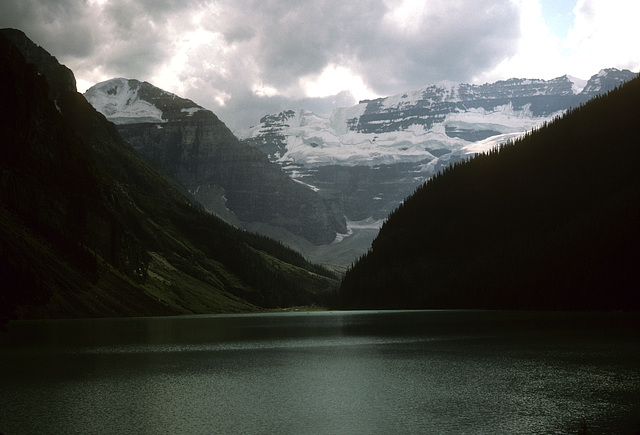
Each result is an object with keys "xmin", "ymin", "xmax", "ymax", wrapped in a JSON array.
[
  {"xmin": 581, "ymin": 68, "xmax": 636, "ymax": 95},
  {"xmin": 85, "ymin": 78, "xmax": 164, "ymax": 124},
  {"xmin": 85, "ymin": 78, "xmax": 208, "ymax": 124},
  {"xmin": 564, "ymin": 75, "xmax": 588, "ymax": 94}
]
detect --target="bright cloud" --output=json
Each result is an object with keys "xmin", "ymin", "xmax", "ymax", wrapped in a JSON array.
[
  {"xmin": 302, "ymin": 64, "xmax": 378, "ymax": 102},
  {"xmin": 563, "ymin": 0, "xmax": 640, "ymax": 74},
  {"xmin": 477, "ymin": 0, "xmax": 640, "ymax": 83}
]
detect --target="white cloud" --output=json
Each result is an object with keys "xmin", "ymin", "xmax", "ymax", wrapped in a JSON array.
[
  {"xmin": 384, "ymin": 0, "xmax": 430, "ymax": 34},
  {"xmin": 301, "ymin": 64, "xmax": 378, "ymax": 102},
  {"xmin": 476, "ymin": 0, "xmax": 640, "ymax": 83},
  {"xmin": 562, "ymin": 0, "xmax": 640, "ymax": 75},
  {"xmin": 474, "ymin": 0, "xmax": 564, "ymax": 82}
]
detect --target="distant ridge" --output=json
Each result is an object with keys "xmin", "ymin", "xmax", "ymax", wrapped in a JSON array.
[
  {"xmin": 339, "ymin": 75, "xmax": 640, "ymax": 310},
  {"xmin": 235, "ymin": 69, "xmax": 637, "ymax": 265}
]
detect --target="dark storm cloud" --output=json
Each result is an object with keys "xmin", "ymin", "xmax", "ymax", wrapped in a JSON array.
[
  {"xmin": 102, "ymin": 0, "xmax": 197, "ymax": 28},
  {"xmin": 353, "ymin": 0, "xmax": 520, "ymax": 94},
  {"xmin": 216, "ymin": 0, "xmax": 388, "ymax": 89},
  {"xmin": 0, "ymin": 0, "xmax": 195, "ymax": 76},
  {"xmin": 0, "ymin": 0, "xmax": 521, "ymax": 129},
  {"xmin": 199, "ymin": 0, "xmax": 518, "ymax": 128},
  {"xmin": 0, "ymin": 0, "xmax": 96, "ymax": 58},
  {"xmin": 97, "ymin": 0, "xmax": 174, "ymax": 77},
  {"xmin": 203, "ymin": 0, "xmax": 519, "ymax": 99}
]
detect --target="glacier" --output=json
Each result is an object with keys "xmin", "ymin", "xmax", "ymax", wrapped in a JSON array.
[
  {"xmin": 236, "ymin": 69, "xmax": 637, "ymax": 179},
  {"xmin": 233, "ymin": 69, "xmax": 637, "ymax": 265},
  {"xmin": 84, "ymin": 78, "xmax": 166, "ymax": 124}
]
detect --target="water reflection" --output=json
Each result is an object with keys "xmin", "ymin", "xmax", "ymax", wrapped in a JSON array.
[{"xmin": 1, "ymin": 311, "xmax": 639, "ymax": 434}]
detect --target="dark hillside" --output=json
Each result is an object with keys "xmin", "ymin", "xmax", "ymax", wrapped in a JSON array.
[
  {"xmin": 0, "ymin": 32, "xmax": 165, "ymax": 318},
  {"xmin": 0, "ymin": 30, "xmax": 336, "ymax": 321},
  {"xmin": 340, "ymin": 76, "xmax": 640, "ymax": 310}
]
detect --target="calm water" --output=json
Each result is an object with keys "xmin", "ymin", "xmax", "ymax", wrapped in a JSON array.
[{"xmin": 1, "ymin": 310, "xmax": 639, "ymax": 434}]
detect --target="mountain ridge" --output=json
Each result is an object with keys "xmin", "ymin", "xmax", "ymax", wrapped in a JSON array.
[
  {"xmin": 339, "ymin": 75, "xmax": 640, "ymax": 310},
  {"xmin": 234, "ymin": 68, "xmax": 636, "ymax": 264},
  {"xmin": 238, "ymin": 68, "xmax": 635, "ymax": 168}
]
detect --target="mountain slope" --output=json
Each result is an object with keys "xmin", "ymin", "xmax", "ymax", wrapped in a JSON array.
[
  {"xmin": 235, "ymin": 70, "xmax": 636, "ymax": 265},
  {"xmin": 0, "ymin": 29, "xmax": 337, "ymax": 321},
  {"xmin": 84, "ymin": 78, "xmax": 346, "ymax": 245},
  {"xmin": 339, "ymin": 76, "xmax": 640, "ymax": 310}
]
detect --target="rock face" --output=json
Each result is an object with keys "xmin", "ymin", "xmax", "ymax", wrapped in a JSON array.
[
  {"xmin": 236, "ymin": 69, "xmax": 638, "ymax": 256},
  {"xmin": 85, "ymin": 79, "xmax": 346, "ymax": 245}
]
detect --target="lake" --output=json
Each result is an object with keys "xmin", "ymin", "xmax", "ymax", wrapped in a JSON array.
[{"xmin": 1, "ymin": 310, "xmax": 639, "ymax": 434}]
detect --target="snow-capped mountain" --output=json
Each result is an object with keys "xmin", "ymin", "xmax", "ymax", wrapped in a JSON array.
[
  {"xmin": 84, "ymin": 77, "xmax": 207, "ymax": 124},
  {"xmin": 233, "ymin": 69, "xmax": 636, "ymax": 265},
  {"xmin": 237, "ymin": 69, "xmax": 634, "ymax": 169},
  {"xmin": 85, "ymin": 78, "xmax": 346, "ymax": 246}
]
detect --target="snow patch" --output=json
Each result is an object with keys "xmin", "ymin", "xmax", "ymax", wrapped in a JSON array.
[
  {"xmin": 291, "ymin": 177, "xmax": 320, "ymax": 192},
  {"xmin": 85, "ymin": 78, "xmax": 165, "ymax": 124},
  {"xmin": 567, "ymin": 75, "xmax": 587, "ymax": 94},
  {"xmin": 332, "ymin": 217, "xmax": 384, "ymax": 244},
  {"xmin": 181, "ymin": 107, "xmax": 203, "ymax": 117}
]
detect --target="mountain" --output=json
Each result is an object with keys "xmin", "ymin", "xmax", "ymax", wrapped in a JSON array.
[
  {"xmin": 0, "ymin": 28, "xmax": 76, "ymax": 101},
  {"xmin": 339, "ymin": 75, "xmax": 640, "ymax": 310},
  {"xmin": 0, "ymin": 28, "xmax": 338, "ymax": 321},
  {"xmin": 84, "ymin": 78, "xmax": 346, "ymax": 246},
  {"xmin": 235, "ymin": 69, "xmax": 637, "ymax": 264}
]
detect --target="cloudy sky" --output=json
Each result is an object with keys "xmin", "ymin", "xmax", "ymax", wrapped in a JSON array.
[{"xmin": 1, "ymin": 0, "xmax": 638, "ymax": 130}]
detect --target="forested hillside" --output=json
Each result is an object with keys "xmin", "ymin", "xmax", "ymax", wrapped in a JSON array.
[
  {"xmin": 0, "ymin": 29, "xmax": 336, "ymax": 321},
  {"xmin": 340, "ymin": 76, "xmax": 640, "ymax": 310}
]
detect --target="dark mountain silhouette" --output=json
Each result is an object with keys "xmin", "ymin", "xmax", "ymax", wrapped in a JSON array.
[
  {"xmin": 0, "ymin": 29, "xmax": 337, "ymax": 321},
  {"xmin": 340, "ymin": 75, "xmax": 640, "ymax": 310}
]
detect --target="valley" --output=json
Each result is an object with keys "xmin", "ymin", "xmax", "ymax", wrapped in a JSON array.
[{"xmin": 1, "ymin": 26, "xmax": 638, "ymax": 319}]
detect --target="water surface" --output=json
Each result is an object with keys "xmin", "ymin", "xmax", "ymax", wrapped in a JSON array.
[{"xmin": 1, "ymin": 310, "xmax": 639, "ymax": 434}]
